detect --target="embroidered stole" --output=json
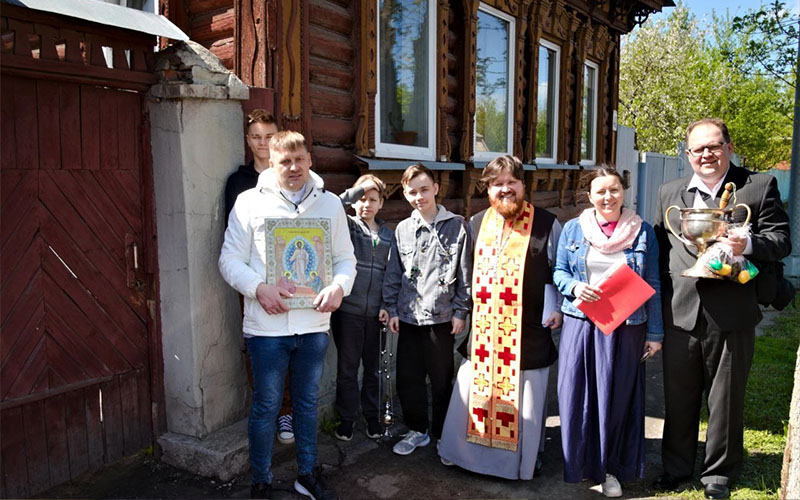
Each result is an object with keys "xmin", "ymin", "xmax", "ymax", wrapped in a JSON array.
[{"xmin": 466, "ymin": 203, "xmax": 533, "ymax": 451}]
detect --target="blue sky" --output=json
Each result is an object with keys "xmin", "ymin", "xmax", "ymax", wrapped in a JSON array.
[{"xmin": 651, "ymin": 0, "xmax": 776, "ymax": 22}]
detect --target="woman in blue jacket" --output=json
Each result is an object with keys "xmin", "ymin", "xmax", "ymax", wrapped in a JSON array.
[{"xmin": 553, "ymin": 168, "xmax": 663, "ymax": 498}]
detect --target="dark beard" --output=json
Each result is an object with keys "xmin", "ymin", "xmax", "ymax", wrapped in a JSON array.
[{"xmin": 491, "ymin": 196, "xmax": 524, "ymax": 219}]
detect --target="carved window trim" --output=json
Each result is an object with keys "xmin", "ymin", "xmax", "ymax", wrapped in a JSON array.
[
  {"xmin": 374, "ymin": 0, "xmax": 438, "ymax": 161},
  {"xmin": 580, "ymin": 58, "xmax": 599, "ymax": 166},
  {"xmin": 473, "ymin": 3, "xmax": 516, "ymax": 162},
  {"xmin": 535, "ymin": 37, "xmax": 560, "ymax": 164}
]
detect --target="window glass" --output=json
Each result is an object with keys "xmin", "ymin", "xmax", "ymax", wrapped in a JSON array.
[
  {"xmin": 581, "ymin": 62, "xmax": 597, "ymax": 162},
  {"xmin": 378, "ymin": 0, "xmax": 430, "ymax": 149},
  {"xmin": 475, "ymin": 6, "xmax": 513, "ymax": 157},
  {"xmin": 536, "ymin": 42, "xmax": 559, "ymax": 160}
]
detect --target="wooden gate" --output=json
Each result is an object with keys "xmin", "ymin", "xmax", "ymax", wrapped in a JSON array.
[{"xmin": 1, "ymin": 6, "xmax": 162, "ymax": 497}]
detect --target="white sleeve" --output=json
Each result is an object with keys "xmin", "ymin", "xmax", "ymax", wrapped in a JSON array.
[{"xmin": 219, "ymin": 200, "xmax": 263, "ymax": 299}]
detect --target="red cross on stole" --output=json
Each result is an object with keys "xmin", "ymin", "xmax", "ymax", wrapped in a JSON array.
[{"xmin": 467, "ymin": 202, "xmax": 534, "ymax": 452}]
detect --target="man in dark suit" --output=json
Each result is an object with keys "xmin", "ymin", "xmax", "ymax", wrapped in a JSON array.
[{"xmin": 653, "ymin": 118, "xmax": 791, "ymax": 499}]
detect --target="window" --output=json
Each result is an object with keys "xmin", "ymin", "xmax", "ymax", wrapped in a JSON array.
[
  {"xmin": 580, "ymin": 60, "xmax": 598, "ymax": 165},
  {"xmin": 474, "ymin": 4, "xmax": 515, "ymax": 160},
  {"xmin": 536, "ymin": 40, "xmax": 559, "ymax": 163},
  {"xmin": 376, "ymin": 0, "xmax": 437, "ymax": 160}
]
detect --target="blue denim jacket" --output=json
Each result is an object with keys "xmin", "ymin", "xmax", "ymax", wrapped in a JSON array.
[{"xmin": 553, "ymin": 217, "xmax": 664, "ymax": 342}]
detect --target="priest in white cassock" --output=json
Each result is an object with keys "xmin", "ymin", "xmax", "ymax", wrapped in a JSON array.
[{"xmin": 438, "ymin": 155, "xmax": 563, "ymax": 479}]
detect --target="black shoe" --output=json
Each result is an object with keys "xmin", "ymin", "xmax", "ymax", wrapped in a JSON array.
[
  {"xmin": 366, "ymin": 420, "xmax": 383, "ymax": 439},
  {"xmin": 704, "ymin": 483, "xmax": 730, "ymax": 499},
  {"xmin": 334, "ymin": 420, "xmax": 353, "ymax": 441},
  {"xmin": 652, "ymin": 473, "xmax": 690, "ymax": 491},
  {"xmin": 250, "ymin": 482, "xmax": 271, "ymax": 499},
  {"xmin": 294, "ymin": 467, "xmax": 337, "ymax": 500},
  {"xmin": 534, "ymin": 456, "xmax": 543, "ymax": 477}
]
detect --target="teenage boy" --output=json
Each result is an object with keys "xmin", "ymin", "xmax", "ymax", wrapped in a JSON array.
[
  {"xmin": 331, "ymin": 175, "xmax": 394, "ymax": 441},
  {"xmin": 219, "ymin": 131, "xmax": 356, "ymax": 500},
  {"xmin": 383, "ymin": 163, "xmax": 472, "ymax": 456},
  {"xmin": 223, "ymin": 109, "xmax": 295, "ymax": 445}
]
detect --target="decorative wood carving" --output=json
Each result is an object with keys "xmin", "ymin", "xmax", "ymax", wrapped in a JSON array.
[
  {"xmin": 459, "ymin": 0, "xmax": 479, "ymax": 161},
  {"xmin": 570, "ymin": 19, "xmax": 593, "ymax": 165},
  {"xmin": 437, "ymin": 0, "xmax": 451, "ymax": 160},
  {"xmin": 559, "ymin": 10, "xmax": 579, "ymax": 164},
  {"xmin": 355, "ymin": 0, "xmax": 377, "ymax": 155},
  {"xmin": 234, "ymin": 0, "xmax": 275, "ymax": 88},
  {"xmin": 278, "ymin": 0, "xmax": 311, "ymax": 142},
  {"xmin": 513, "ymin": 0, "xmax": 532, "ymax": 159}
]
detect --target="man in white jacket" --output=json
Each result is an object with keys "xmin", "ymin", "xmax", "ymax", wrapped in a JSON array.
[{"xmin": 219, "ymin": 131, "xmax": 356, "ymax": 500}]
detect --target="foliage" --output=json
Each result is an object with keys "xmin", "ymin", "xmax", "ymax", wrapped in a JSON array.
[
  {"xmin": 656, "ymin": 298, "xmax": 800, "ymax": 499},
  {"xmin": 476, "ymin": 96, "xmax": 508, "ymax": 153},
  {"xmin": 619, "ymin": 2, "xmax": 794, "ymax": 169}
]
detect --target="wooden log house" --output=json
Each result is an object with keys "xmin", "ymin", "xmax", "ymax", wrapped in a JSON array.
[{"xmin": 161, "ymin": 0, "xmax": 672, "ymax": 221}]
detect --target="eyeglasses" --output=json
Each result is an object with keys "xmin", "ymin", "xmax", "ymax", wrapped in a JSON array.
[{"xmin": 686, "ymin": 142, "xmax": 728, "ymax": 157}]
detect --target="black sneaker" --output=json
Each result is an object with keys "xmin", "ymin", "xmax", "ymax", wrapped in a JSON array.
[
  {"xmin": 334, "ymin": 420, "xmax": 353, "ymax": 441},
  {"xmin": 250, "ymin": 482, "xmax": 271, "ymax": 499},
  {"xmin": 366, "ymin": 420, "xmax": 383, "ymax": 439},
  {"xmin": 294, "ymin": 467, "xmax": 337, "ymax": 500}
]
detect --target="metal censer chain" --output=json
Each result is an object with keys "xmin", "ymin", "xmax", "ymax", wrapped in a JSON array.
[{"xmin": 377, "ymin": 325, "xmax": 396, "ymax": 439}]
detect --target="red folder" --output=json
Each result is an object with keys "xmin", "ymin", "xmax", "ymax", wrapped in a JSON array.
[{"xmin": 573, "ymin": 262, "xmax": 655, "ymax": 335}]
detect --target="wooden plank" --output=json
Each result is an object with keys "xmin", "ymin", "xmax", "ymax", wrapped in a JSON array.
[
  {"xmin": 98, "ymin": 87, "xmax": 119, "ymax": 170},
  {"xmin": 84, "ymin": 385, "xmax": 104, "ymax": 469},
  {"xmin": 119, "ymin": 371, "xmax": 141, "ymax": 454},
  {"xmin": 1, "ymin": 76, "xmax": 17, "ymax": 170},
  {"xmin": 190, "ymin": 8, "xmax": 234, "ymax": 44},
  {"xmin": 1, "ymin": 407, "xmax": 30, "ymax": 498},
  {"xmin": 0, "ymin": 239, "xmax": 40, "ymax": 339},
  {"xmin": 59, "ymin": 83, "xmax": 82, "ymax": 169},
  {"xmin": 39, "ymin": 221, "xmax": 145, "ymax": 367},
  {"xmin": 64, "ymin": 389, "xmax": 90, "ymax": 479},
  {"xmin": 309, "ymin": 56, "xmax": 353, "ymax": 91},
  {"xmin": 101, "ymin": 377, "xmax": 124, "ymax": 462},
  {"xmin": 22, "ymin": 401, "xmax": 51, "ymax": 493},
  {"xmin": 43, "ymin": 394, "xmax": 71, "ymax": 485},
  {"xmin": 80, "ymin": 85, "xmax": 101, "ymax": 170},
  {"xmin": 136, "ymin": 367, "xmax": 152, "ymax": 447},
  {"xmin": 4, "ymin": 335, "xmax": 47, "ymax": 400},
  {"xmin": 309, "ymin": 0, "xmax": 353, "ymax": 36},
  {"xmin": 0, "ymin": 272, "xmax": 43, "ymax": 368},
  {"xmin": 0, "ymin": 54, "xmax": 156, "ymax": 91},
  {"xmin": 116, "ymin": 92, "xmax": 138, "ymax": 171},
  {"xmin": 0, "ymin": 170, "xmax": 37, "ymax": 264},
  {"xmin": 309, "ymin": 84, "xmax": 353, "ymax": 118},
  {"xmin": 70, "ymin": 170, "xmax": 136, "ymax": 241},
  {"xmin": 36, "ymin": 81, "xmax": 61, "ymax": 170},
  {"xmin": 44, "ymin": 334, "xmax": 90, "ymax": 388},
  {"xmin": 91, "ymin": 170, "xmax": 142, "ymax": 234},
  {"xmin": 12, "ymin": 76, "xmax": 39, "ymax": 170},
  {"xmin": 44, "ymin": 279, "xmax": 127, "ymax": 376},
  {"xmin": 308, "ymin": 26, "xmax": 353, "ymax": 65},
  {"xmin": 310, "ymin": 116, "xmax": 354, "ymax": 145}
]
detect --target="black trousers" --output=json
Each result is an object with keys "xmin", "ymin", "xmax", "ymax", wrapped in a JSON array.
[
  {"xmin": 331, "ymin": 311, "xmax": 382, "ymax": 422},
  {"xmin": 396, "ymin": 321, "xmax": 454, "ymax": 439},
  {"xmin": 661, "ymin": 313, "xmax": 755, "ymax": 486}
]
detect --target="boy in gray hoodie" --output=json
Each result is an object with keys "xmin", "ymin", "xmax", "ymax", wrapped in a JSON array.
[{"xmin": 383, "ymin": 163, "xmax": 472, "ymax": 456}]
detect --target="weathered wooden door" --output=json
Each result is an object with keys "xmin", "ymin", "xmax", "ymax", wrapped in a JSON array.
[{"xmin": 0, "ymin": 9, "xmax": 161, "ymax": 497}]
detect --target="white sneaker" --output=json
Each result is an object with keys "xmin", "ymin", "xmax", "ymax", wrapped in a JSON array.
[
  {"xmin": 392, "ymin": 430, "xmax": 430, "ymax": 455},
  {"xmin": 440, "ymin": 456, "xmax": 454, "ymax": 466},
  {"xmin": 602, "ymin": 474, "xmax": 622, "ymax": 498},
  {"xmin": 277, "ymin": 414, "xmax": 295, "ymax": 444}
]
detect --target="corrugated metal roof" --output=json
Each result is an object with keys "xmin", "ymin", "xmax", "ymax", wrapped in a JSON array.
[{"xmin": 3, "ymin": 0, "xmax": 188, "ymax": 40}]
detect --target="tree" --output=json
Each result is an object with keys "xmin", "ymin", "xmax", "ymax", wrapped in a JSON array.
[{"xmin": 618, "ymin": 2, "xmax": 794, "ymax": 169}]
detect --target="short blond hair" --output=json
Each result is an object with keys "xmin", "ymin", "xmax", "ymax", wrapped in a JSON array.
[
  {"xmin": 354, "ymin": 174, "xmax": 387, "ymax": 199},
  {"xmin": 269, "ymin": 130, "xmax": 307, "ymax": 154}
]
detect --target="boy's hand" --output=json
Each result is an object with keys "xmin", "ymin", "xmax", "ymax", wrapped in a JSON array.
[
  {"xmin": 257, "ymin": 283, "xmax": 291, "ymax": 315},
  {"xmin": 388, "ymin": 317, "xmax": 399, "ymax": 333},
  {"xmin": 378, "ymin": 309, "xmax": 390, "ymax": 324},
  {"xmin": 360, "ymin": 178, "xmax": 378, "ymax": 193},
  {"xmin": 313, "ymin": 284, "xmax": 343, "ymax": 313},
  {"xmin": 543, "ymin": 311, "xmax": 563, "ymax": 329},
  {"xmin": 451, "ymin": 317, "xmax": 465, "ymax": 335}
]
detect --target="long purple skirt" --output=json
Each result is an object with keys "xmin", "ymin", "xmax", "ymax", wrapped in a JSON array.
[{"xmin": 557, "ymin": 315, "xmax": 646, "ymax": 484}]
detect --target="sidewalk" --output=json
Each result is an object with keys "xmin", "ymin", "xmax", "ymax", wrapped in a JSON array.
[{"xmin": 42, "ymin": 310, "xmax": 785, "ymax": 499}]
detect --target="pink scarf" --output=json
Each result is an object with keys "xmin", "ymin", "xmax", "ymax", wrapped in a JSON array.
[{"xmin": 578, "ymin": 207, "xmax": 642, "ymax": 254}]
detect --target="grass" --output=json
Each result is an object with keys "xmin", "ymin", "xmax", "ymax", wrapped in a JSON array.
[{"xmin": 659, "ymin": 297, "xmax": 800, "ymax": 499}]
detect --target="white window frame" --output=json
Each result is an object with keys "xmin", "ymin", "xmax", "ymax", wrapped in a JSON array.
[
  {"xmin": 375, "ymin": 0, "xmax": 437, "ymax": 161},
  {"xmin": 580, "ymin": 59, "xmax": 599, "ymax": 166},
  {"xmin": 472, "ymin": 3, "xmax": 515, "ymax": 162},
  {"xmin": 535, "ymin": 39, "xmax": 560, "ymax": 164}
]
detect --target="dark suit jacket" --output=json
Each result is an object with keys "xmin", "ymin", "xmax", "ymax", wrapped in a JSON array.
[{"xmin": 653, "ymin": 165, "xmax": 790, "ymax": 332}]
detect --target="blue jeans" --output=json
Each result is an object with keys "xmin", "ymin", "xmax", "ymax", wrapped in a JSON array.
[{"xmin": 247, "ymin": 333, "xmax": 329, "ymax": 483}]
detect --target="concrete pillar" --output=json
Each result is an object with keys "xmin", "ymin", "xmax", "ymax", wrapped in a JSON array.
[{"xmin": 147, "ymin": 40, "xmax": 251, "ymax": 480}]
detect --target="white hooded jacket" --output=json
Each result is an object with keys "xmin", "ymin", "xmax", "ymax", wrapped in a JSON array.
[{"xmin": 219, "ymin": 168, "xmax": 356, "ymax": 336}]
